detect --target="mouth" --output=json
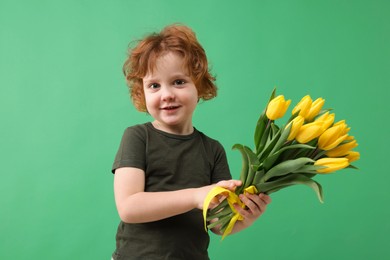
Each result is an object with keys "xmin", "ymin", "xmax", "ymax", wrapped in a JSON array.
[{"xmin": 161, "ymin": 105, "xmax": 180, "ymax": 110}]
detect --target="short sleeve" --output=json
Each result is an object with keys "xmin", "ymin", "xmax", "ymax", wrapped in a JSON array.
[
  {"xmin": 210, "ymin": 140, "xmax": 232, "ymax": 183},
  {"xmin": 111, "ymin": 125, "xmax": 147, "ymax": 174}
]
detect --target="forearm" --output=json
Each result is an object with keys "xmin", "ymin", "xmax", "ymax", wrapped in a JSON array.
[
  {"xmin": 114, "ymin": 168, "xmax": 242, "ymax": 224},
  {"xmin": 117, "ymin": 188, "xmax": 198, "ymax": 223}
]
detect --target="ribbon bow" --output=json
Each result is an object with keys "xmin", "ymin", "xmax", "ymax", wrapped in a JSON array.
[{"xmin": 203, "ymin": 185, "xmax": 258, "ymax": 239}]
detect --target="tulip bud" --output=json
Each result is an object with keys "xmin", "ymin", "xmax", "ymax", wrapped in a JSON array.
[
  {"xmin": 306, "ymin": 98, "xmax": 325, "ymax": 121},
  {"xmin": 292, "ymin": 95, "xmax": 312, "ymax": 118},
  {"xmin": 326, "ymin": 137, "xmax": 358, "ymax": 157},
  {"xmin": 315, "ymin": 112, "xmax": 335, "ymax": 131},
  {"xmin": 315, "ymin": 158, "xmax": 349, "ymax": 173},
  {"xmin": 266, "ymin": 95, "xmax": 291, "ymax": 120},
  {"xmin": 346, "ymin": 151, "xmax": 360, "ymax": 163},
  {"xmin": 295, "ymin": 121, "xmax": 324, "ymax": 143},
  {"xmin": 333, "ymin": 120, "xmax": 350, "ymax": 135},
  {"xmin": 286, "ymin": 115, "xmax": 305, "ymax": 141},
  {"xmin": 318, "ymin": 125, "xmax": 349, "ymax": 151}
]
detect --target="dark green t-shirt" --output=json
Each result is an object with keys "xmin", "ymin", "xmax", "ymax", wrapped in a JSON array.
[{"xmin": 111, "ymin": 122, "xmax": 231, "ymax": 260}]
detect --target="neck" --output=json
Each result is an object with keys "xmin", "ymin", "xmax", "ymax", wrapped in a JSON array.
[{"xmin": 152, "ymin": 121, "xmax": 194, "ymax": 135}]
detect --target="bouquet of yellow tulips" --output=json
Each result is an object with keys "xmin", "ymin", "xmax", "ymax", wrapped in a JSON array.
[{"xmin": 203, "ymin": 89, "xmax": 360, "ymax": 239}]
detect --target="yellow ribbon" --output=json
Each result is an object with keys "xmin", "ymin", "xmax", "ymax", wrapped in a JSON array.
[{"xmin": 203, "ymin": 185, "xmax": 258, "ymax": 239}]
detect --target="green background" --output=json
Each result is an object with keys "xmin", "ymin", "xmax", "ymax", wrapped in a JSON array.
[{"xmin": 1, "ymin": 0, "xmax": 389, "ymax": 259}]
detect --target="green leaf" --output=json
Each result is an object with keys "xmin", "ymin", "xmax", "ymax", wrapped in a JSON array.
[
  {"xmin": 286, "ymin": 111, "xmax": 300, "ymax": 124},
  {"xmin": 233, "ymin": 144, "xmax": 260, "ymax": 193},
  {"xmin": 243, "ymin": 146, "xmax": 260, "ymax": 189},
  {"xmin": 252, "ymin": 169, "xmax": 265, "ymax": 185},
  {"xmin": 270, "ymin": 123, "xmax": 291, "ymax": 154},
  {"xmin": 270, "ymin": 123, "xmax": 280, "ymax": 139},
  {"xmin": 206, "ymin": 206, "xmax": 232, "ymax": 221},
  {"xmin": 267, "ymin": 88, "xmax": 277, "ymax": 103},
  {"xmin": 254, "ymin": 111, "xmax": 268, "ymax": 152},
  {"xmin": 263, "ymin": 143, "xmax": 315, "ymax": 170},
  {"xmin": 207, "ymin": 213, "xmax": 233, "ymax": 230},
  {"xmin": 258, "ymin": 128, "xmax": 281, "ymax": 161},
  {"xmin": 261, "ymin": 123, "xmax": 292, "ymax": 168},
  {"xmin": 347, "ymin": 165, "xmax": 359, "ymax": 170},
  {"xmin": 232, "ymin": 144, "xmax": 249, "ymax": 185},
  {"xmin": 291, "ymin": 164, "xmax": 325, "ymax": 174},
  {"xmin": 256, "ymin": 88, "xmax": 276, "ymax": 155},
  {"xmin": 233, "ymin": 146, "xmax": 259, "ymax": 193},
  {"xmin": 261, "ymin": 157, "xmax": 315, "ymax": 182},
  {"xmin": 245, "ymin": 146, "xmax": 260, "ymax": 168},
  {"xmin": 256, "ymin": 123, "xmax": 271, "ymax": 156},
  {"xmin": 209, "ymin": 199, "xmax": 229, "ymax": 215},
  {"xmin": 313, "ymin": 149, "xmax": 327, "ymax": 160},
  {"xmin": 255, "ymin": 173, "xmax": 324, "ymax": 203}
]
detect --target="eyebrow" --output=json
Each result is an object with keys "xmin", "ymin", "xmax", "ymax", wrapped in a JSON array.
[
  {"xmin": 143, "ymin": 73, "xmax": 190, "ymax": 85},
  {"xmin": 143, "ymin": 78, "xmax": 156, "ymax": 86}
]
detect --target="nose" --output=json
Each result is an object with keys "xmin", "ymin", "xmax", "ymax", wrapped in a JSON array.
[{"xmin": 161, "ymin": 85, "xmax": 175, "ymax": 101}]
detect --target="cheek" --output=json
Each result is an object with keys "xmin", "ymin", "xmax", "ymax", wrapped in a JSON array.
[
  {"xmin": 145, "ymin": 97, "xmax": 155, "ymax": 109},
  {"xmin": 143, "ymin": 93, "xmax": 156, "ymax": 109},
  {"xmin": 187, "ymin": 89, "xmax": 199, "ymax": 108}
]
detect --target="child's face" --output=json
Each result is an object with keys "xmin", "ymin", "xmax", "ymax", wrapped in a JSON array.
[{"xmin": 143, "ymin": 52, "xmax": 199, "ymax": 134}]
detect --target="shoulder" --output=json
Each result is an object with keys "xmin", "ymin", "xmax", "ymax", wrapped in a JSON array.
[
  {"xmin": 123, "ymin": 123, "xmax": 148, "ymax": 137},
  {"xmin": 119, "ymin": 123, "xmax": 150, "ymax": 145}
]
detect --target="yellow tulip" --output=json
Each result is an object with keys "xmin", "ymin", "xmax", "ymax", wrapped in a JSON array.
[
  {"xmin": 292, "ymin": 95, "xmax": 312, "ymax": 118},
  {"xmin": 315, "ymin": 158, "xmax": 349, "ymax": 173},
  {"xmin": 326, "ymin": 137, "xmax": 358, "ymax": 157},
  {"xmin": 286, "ymin": 115, "xmax": 305, "ymax": 141},
  {"xmin": 346, "ymin": 151, "xmax": 360, "ymax": 163},
  {"xmin": 266, "ymin": 95, "xmax": 291, "ymax": 120},
  {"xmin": 318, "ymin": 125, "xmax": 349, "ymax": 150},
  {"xmin": 333, "ymin": 120, "xmax": 350, "ymax": 135},
  {"xmin": 295, "ymin": 121, "xmax": 324, "ymax": 143},
  {"xmin": 315, "ymin": 112, "xmax": 335, "ymax": 131},
  {"xmin": 306, "ymin": 98, "xmax": 325, "ymax": 121}
]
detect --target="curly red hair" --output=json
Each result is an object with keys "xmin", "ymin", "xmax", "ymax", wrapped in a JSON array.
[{"xmin": 123, "ymin": 24, "xmax": 217, "ymax": 112}]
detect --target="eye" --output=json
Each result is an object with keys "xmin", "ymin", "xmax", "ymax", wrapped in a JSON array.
[
  {"xmin": 148, "ymin": 83, "xmax": 160, "ymax": 89},
  {"xmin": 173, "ymin": 79, "xmax": 185, "ymax": 85}
]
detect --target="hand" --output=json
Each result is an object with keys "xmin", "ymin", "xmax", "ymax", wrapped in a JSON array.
[
  {"xmin": 193, "ymin": 179, "xmax": 242, "ymax": 210},
  {"xmin": 233, "ymin": 193, "xmax": 272, "ymax": 228}
]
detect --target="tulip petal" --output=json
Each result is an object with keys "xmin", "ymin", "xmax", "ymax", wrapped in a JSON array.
[
  {"xmin": 295, "ymin": 122, "xmax": 324, "ymax": 143},
  {"xmin": 306, "ymin": 98, "xmax": 325, "ymax": 121},
  {"xmin": 292, "ymin": 95, "xmax": 313, "ymax": 118},
  {"xmin": 266, "ymin": 95, "xmax": 291, "ymax": 120},
  {"xmin": 315, "ymin": 158, "xmax": 349, "ymax": 173}
]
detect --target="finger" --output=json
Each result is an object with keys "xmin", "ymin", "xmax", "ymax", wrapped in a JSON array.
[
  {"xmin": 233, "ymin": 203, "xmax": 250, "ymax": 218},
  {"xmin": 217, "ymin": 180, "xmax": 242, "ymax": 191},
  {"xmin": 259, "ymin": 193, "xmax": 272, "ymax": 204},
  {"xmin": 255, "ymin": 194, "xmax": 271, "ymax": 212},
  {"xmin": 245, "ymin": 193, "xmax": 271, "ymax": 215},
  {"xmin": 239, "ymin": 194, "xmax": 261, "ymax": 213}
]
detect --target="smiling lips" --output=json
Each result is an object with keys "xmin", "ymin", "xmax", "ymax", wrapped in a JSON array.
[{"xmin": 161, "ymin": 105, "xmax": 180, "ymax": 110}]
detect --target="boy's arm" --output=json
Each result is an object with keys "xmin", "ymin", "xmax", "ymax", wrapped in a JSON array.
[{"xmin": 114, "ymin": 167, "xmax": 241, "ymax": 223}]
